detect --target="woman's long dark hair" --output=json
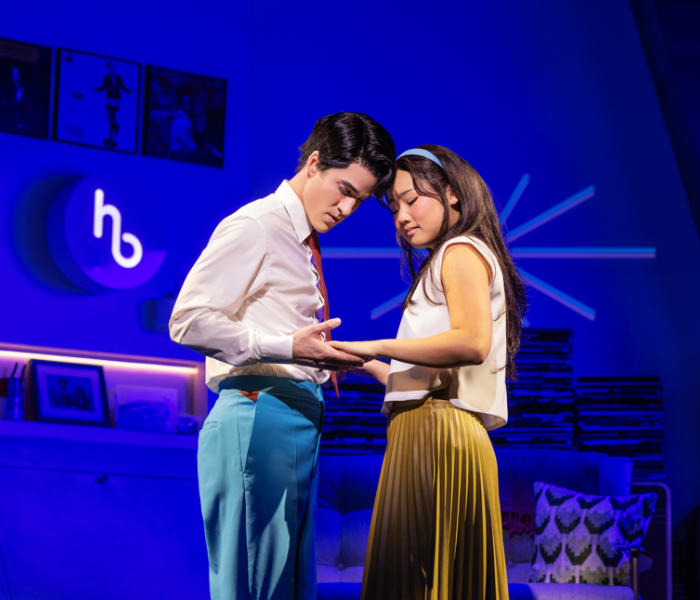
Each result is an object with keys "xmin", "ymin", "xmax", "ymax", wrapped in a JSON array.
[{"xmin": 392, "ymin": 145, "xmax": 527, "ymax": 379}]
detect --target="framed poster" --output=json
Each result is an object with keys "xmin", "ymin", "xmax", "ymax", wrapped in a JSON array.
[
  {"xmin": 54, "ymin": 49, "xmax": 140, "ymax": 153},
  {"xmin": 114, "ymin": 385, "xmax": 179, "ymax": 433},
  {"xmin": 143, "ymin": 65, "xmax": 226, "ymax": 168},
  {"xmin": 0, "ymin": 37, "xmax": 52, "ymax": 139},
  {"xmin": 25, "ymin": 360, "xmax": 111, "ymax": 427}
]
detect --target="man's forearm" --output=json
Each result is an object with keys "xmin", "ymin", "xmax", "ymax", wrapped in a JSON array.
[{"xmin": 170, "ymin": 308, "xmax": 293, "ymax": 367}]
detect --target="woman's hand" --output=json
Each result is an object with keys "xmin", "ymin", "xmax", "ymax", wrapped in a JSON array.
[
  {"xmin": 349, "ymin": 360, "xmax": 390, "ymax": 386},
  {"xmin": 327, "ymin": 340, "xmax": 382, "ymax": 361}
]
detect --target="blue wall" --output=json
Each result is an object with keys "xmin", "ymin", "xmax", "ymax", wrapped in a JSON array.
[
  {"xmin": 2, "ymin": 0, "xmax": 700, "ymax": 532},
  {"xmin": 1, "ymin": 0, "xmax": 252, "ymax": 359}
]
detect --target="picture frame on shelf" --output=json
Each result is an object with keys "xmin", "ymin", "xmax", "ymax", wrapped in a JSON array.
[
  {"xmin": 113, "ymin": 384, "xmax": 179, "ymax": 433},
  {"xmin": 53, "ymin": 48, "xmax": 141, "ymax": 153},
  {"xmin": 25, "ymin": 359, "xmax": 110, "ymax": 427},
  {"xmin": 142, "ymin": 65, "xmax": 226, "ymax": 168},
  {"xmin": 0, "ymin": 37, "xmax": 52, "ymax": 140}
]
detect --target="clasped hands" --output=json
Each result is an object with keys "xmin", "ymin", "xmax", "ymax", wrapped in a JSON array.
[{"xmin": 292, "ymin": 318, "xmax": 380, "ymax": 371}]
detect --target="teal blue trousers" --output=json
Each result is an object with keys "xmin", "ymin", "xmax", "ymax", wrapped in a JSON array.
[{"xmin": 198, "ymin": 376, "xmax": 324, "ymax": 600}]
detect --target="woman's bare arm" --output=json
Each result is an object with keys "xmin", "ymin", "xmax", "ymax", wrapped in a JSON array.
[
  {"xmin": 350, "ymin": 360, "xmax": 391, "ymax": 386},
  {"xmin": 329, "ymin": 243, "xmax": 493, "ymax": 367}
]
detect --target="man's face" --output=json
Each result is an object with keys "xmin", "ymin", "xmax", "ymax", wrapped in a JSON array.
[{"xmin": 302, "ymin": 153, "xmax": 377, "ymax": 233}]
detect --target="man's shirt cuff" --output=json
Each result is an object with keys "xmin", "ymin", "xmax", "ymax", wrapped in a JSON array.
[{"xmin": 259, "ymin": 333, "xmax": 294, "ymax": 363}]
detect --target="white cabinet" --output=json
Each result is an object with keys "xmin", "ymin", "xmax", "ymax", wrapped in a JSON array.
[{"xmin": 0, "ymin": 421, "xmax": 209, "ymax": 600}]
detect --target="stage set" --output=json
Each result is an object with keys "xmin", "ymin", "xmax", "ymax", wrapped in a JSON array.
[{"xmin": 1, "ymin": 0, "xmax": 699, "ymax": 599}]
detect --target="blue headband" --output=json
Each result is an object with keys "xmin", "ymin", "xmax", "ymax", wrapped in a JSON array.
[{"xmin": 397, "ymin": 148, "xmax": 443, "ymax": 168}]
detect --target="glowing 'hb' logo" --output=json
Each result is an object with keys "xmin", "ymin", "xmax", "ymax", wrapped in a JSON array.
[
  {"xmin": 47, "ymin": 174, "xmax": 166, "ymax": 292},
  {"xmin": 93, "ymin": 189, "xmax": 143, "ymax": 269}
]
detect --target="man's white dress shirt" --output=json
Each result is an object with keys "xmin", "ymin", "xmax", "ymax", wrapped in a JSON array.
[{"xmin": 170, "ymin": 181, "xmax": 328, "ymax": 392}]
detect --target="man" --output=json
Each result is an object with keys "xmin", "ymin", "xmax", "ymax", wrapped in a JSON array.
[
  {"xmin": 170, "ymin": 113, "xmax": 396, "ymax": 600},
  {"xmin": 95, "ymin": 61, "xmax": 131, "ymax": 147}
]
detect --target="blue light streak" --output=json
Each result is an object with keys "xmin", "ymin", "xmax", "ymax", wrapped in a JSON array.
[
  {"xmin": 517, "ymin": 267, "xmax": 596, "ymax": 321},
  {"xmin": 511, "ymin": 247, "xmax": 656, "ymax": 258},
  {"xmin": 499, "ymin": 173, "xmax": 529, "ymax": 225},
  {"xmin": 370, "ymin": 289, "xmax": 409, "ymax": 320},
  {"xmin": 360, "ymin": 177, "xmax": 654, "ymax": 321},
  {"xmin": 506, "ymin": 185, "xmax": 595, "ymax": 242}
]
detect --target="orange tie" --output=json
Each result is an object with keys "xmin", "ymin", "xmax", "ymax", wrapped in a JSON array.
[{"xmin": 307, "ymin": 230, "xmax": 339, "ymax": 397}]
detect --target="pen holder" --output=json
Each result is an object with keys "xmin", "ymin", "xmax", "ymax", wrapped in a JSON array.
[{"xmin": 0, "ymin": 378, "xmax": 24, "ymax": 420}]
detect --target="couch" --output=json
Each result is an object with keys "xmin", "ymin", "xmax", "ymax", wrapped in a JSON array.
[{"xmin": 317, "ymin": 449, "xmax": 640, "ymax": 600}]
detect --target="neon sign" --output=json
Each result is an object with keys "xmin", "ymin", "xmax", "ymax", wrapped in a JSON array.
[
  {"xmin": 47, "ymin": 174, "xmax": 166, "ymax": 291},
  {"xmin": 93, "ymin": 188, "xmax": 143, "ymax": 269}
]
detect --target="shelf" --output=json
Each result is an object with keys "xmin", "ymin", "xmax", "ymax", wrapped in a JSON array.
[
  {"xmin": 0, "ymin": 341, "xmax": 208, "ymax": 417},
  {"xmin": 0, "ymin": 418, "xmax": 198, "ymax": 450}
]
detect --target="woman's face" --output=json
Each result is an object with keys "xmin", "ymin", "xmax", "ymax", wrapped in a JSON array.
[{"xmin": 389, "ymin": 170, "xmax": 458, "ymax": 250}]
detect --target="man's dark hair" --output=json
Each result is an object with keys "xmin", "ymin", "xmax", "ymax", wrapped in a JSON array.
[{"xmin": 297, "ymin": 112, "xmax": 396, "ymax": 199}]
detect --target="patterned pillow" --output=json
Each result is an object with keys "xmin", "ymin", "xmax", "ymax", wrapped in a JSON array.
[{"xmin": 529, "ymin": 482, "xmax": 656, "ymax": 585}]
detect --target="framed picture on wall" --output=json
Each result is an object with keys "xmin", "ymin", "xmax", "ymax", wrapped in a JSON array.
[
  {"xmin": 0, "ymin": 37, "xmax": 52, "ymax": 139},
  {"xmin": 25, "ymin": 360, "xmax": 111, "ymax": 427},
  {"xmin": 54, "ymin": 49, "xmax": 141, "ymax": 153},
  {"xmin": 142, "ymin": 65, "xmax": 226, "ymax": 168}
]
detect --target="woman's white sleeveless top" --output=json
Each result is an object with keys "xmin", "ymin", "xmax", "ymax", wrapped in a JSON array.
[{"xmin": 384, "ymin": 235, "xmax": 508, "ymax": 431}]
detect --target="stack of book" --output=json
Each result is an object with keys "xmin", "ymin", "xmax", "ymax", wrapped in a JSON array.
[
  {"xmin": 321, "ymin": 378, "xmax": 387, "ymax": 454},
  {"xmin": 489, "ymin": 329, "xmax": 575, "ymax": 449},
  {"xmin": 322, "ymin": 330, "xmax": 576, "ymax": 453},
  {"xmin": 320, "ymin": 332, "xmax": 665, "ymax": 482},
  {"xmin": 575, "ymin": 377, "xmax": 664, "ymax": 481}
]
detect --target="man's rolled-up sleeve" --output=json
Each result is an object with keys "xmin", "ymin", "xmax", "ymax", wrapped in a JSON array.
[{"xmin": 169, "ymin": 215, "xmax": 294, "ymax": 366}]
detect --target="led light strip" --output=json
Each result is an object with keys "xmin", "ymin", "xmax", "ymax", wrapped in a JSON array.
[{"xmin": 0, "ymin": 350, "xmax": 198, "ymax": 375}]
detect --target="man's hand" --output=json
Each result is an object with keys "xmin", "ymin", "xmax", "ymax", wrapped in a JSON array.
[{"xmin": 293, "ymin": 319, "xmax": 365, "ymax": 370}]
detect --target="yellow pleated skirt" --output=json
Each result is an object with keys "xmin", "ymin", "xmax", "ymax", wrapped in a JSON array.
[{"xmin": 361, "ymin": 396, "xmax": 509, "ymax": 600}]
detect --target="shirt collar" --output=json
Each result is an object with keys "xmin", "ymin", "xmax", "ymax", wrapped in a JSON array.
[{"xmin": 277, "ymin": 180, "xmax": 313, "ymax": 244}]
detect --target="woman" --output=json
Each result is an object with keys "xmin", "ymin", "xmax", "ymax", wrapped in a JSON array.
[{"xmin": 330, "ymin": 145, "xmax": 526, "ymax": 600}]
